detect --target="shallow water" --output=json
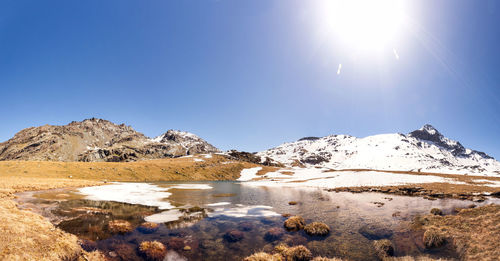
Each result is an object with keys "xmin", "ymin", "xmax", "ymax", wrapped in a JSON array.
[{"xmin": 16, "ymin": 181, "xmax": 500, "ymax": 261}]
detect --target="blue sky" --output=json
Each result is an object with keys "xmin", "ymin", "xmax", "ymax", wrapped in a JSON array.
[{"xmin": 1, "ymin": 0, "xmax": 500, "ymax": 157}]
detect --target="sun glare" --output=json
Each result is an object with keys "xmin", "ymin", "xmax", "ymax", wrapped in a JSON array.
[{"xmin": 318, "ymin": 0, "xmax": 408, "ymax": 53}]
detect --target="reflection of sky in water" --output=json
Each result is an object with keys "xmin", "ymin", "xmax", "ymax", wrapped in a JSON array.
[
  {"xmin": 208, "ymin": 204, "xmax": 279, "ymax": 218},
  {"xmin": 16, "ymin": 181, "xmax": 500, "ymax": 261},
  {"xmin": 145, "ymin": 209, "xmax": 184, "ymax": 223}
]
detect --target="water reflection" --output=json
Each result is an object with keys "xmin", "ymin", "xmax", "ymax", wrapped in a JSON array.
[{"xmin": 15, "ymin": 182, "xmax": 500, "ymax": 261}]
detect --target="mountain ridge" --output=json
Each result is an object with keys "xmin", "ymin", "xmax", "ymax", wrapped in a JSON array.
[
  {"xmin": 0, "ymin": 118, "xmax": 220, "ymax": 162},
  {"xmin": 256, "ymin": 124, "xmax": 500, "ymax": 176}
]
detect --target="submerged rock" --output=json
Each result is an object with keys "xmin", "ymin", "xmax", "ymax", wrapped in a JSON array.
[
  {"xmin": 138, "ymin": 222, "xmax": 159, "ymax": 234},
  {"xmin": 264, "ymin": 227, "xmax": 285, "ymax": 241},
  {"xmin": 358, "ymin": 223, "xmax": 393, "ymax": 240},
  {"xmin": 167, "ymin": 237, "xmax": 185, "ymax": 250},
  {"xmin": 224, "ymin": 230, "xmax": 244, "ymax": 242},
  {"xmin": 238, "ymin": 221, "xmax": 254, "ymax": 231}
]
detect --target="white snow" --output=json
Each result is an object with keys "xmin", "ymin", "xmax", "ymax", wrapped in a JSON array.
[
  {"xmin": 79, "ymin": 183, "xmax": 174, "ymax": 209},
  {"xmin": 168, "ymin": 184, "xmax": 213, "ymax": 190},
  {"xmin": 237, "ymin": 167, "xmax": 263, "ymax": 181},
  {"xmin": 242, "ymin": 168, "xmax": 466, "ymax": 189},
  {"xmin": 194, "ymin": 158, "xmax": 204, "ymax": 162},
  {"xmin": 257, "ymin": 127, "xmax": 500, "ymax": 176},
  {"xmin": 203, "ymin": 154, "xmax": 213, "ymax": 158},
  {"xmin": 78, "ymin": 182, "xmax": 213, "ymax": 209}
]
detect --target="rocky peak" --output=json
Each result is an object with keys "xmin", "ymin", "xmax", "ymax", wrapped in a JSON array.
[
  {"xmin": 409, "ymin": 124, "xmax": 442, "ymax": 140},
  {"xmin": 408, "ymin": 124, "xmax": 465, "ymax": 156},
  {"xmin": 0, "ymin": 119, "xmax": 220, "ymax": 162},
  {"xmin": 156, "ymin": 130, "xmax": 200, "ymax": 143},
  {"xmin": 152, "ymin": 130, "xmax": 220, "ymax": 155}
]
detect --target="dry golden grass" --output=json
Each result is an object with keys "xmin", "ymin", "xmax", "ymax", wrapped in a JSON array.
[
  {"xmin": 304, "ymin": 222, "xmax": 330, "ymax": 236},
  {"xmin": 244, "ymin": 252, "xmax": 283, "ymax": 261},
  {"xmin": 108, "ymin": 220, "xmax": 133, "ymax": 234},
  {"xmin": 284, "ymin": 215, "xmax": 306, "ymax": 231},
  {"xmin": 0, "ymin": 154, "xmax": 271, "ymax": 183},
  {"xmin": 0, "ymin": 177, "xmax": 102, "ymax": 261},
  {"xmin": 138, "ymin": 241, "xmax": 166, "ymax": 261},
  {"xmin": 419, "ymin": 204, "xmax": 500, "ymax": 261}
]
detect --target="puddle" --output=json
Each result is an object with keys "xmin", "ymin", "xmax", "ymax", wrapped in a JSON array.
[{"xmin": 15, "ymin": 181, "xmax": 500, "ymax": 261}]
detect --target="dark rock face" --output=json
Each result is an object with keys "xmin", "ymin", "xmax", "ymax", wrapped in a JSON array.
[
  {"xmin": 0, "ymin": 118, "xmax": 220, "ymax": 162},
  {"xmin": 154, "ymin": 130, "xmax": 220, "ymax": 155},
  {"xmin": 408, "ymin": 124, "xmax": 467, "ymax": 156},
  {"xmin": 227, "ymin": 150, "xmax": 282, "ymax": 167},
  {"xmin": 301, "ymin": 154, "xmax": 329, "ymax": 165},
  {"xmin": 298, "ymin": 137, "xmax": 320, "ymax": 141}
]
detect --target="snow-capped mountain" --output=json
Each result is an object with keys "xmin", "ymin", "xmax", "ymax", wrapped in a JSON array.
[
  {"xmin": 257, "ymin": 125, "xmax": 500, "ymax": 176},
  {"xmin": 151, "ymin": 130, "xmax": 220, "ymax": 155}
]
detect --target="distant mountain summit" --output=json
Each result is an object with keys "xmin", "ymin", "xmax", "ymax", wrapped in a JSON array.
[
  {"xmin": 257, "ymin": 125, "xmax": 500, "ymax": 175},
  {"xmin": 0, "ymin": 118, "xmax": 220, "ymax": 162},
  {"xmin": 151, "ymin": 130, "xmax": 220, "ymax": 155}
]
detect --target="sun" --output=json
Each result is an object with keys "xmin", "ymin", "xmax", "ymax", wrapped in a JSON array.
[{"xmin": 316, "ymin": 0, "xmax": 409, "ymax": 53}]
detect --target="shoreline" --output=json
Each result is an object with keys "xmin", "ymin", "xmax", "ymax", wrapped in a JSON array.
[{"xmin": 1, "ymin": 159, "xmax": 499, "ymax": 260}]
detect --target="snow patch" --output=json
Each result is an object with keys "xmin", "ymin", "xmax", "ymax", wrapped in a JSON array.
[
  {"xmin": 168, "ymin": 184, "xmax": 213, "ymax": 190},
  {"xmin": 79, "ymin": 183, "xmax": 174, "ymax": 209},
  {"xmin": 243, "ymin": 168, "xmax": 466, "ymax": 189},
  {"xmin": 237, "ymin": 167, "xmax": 263, "ymax": 181}
]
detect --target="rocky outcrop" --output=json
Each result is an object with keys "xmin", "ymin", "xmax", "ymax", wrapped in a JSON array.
[{"xmin": 0, "ymin": 118, "xmax": 220, "ymax": 162}]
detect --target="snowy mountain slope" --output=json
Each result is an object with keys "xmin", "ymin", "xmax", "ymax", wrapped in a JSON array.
[
  {"xmin": 150, "ymin": 130, "xmax": 220, "ymax": 155},
  {"xmin": 257, "ymin": 125, "xmax": 500, "ymax": 176}
]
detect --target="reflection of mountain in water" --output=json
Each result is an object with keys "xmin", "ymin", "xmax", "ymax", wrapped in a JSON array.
[
  {"xmin": 55, "ymin": 200, "xmax": 159, "ymax": 241},
  {"xmin": 163, "ymin": 210, "xmax": 208, "ymax": 229}
]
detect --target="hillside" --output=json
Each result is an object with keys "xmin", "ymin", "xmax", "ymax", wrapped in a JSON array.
[
  {"xmin": 0, "ymin": 118, "xmax": 220, "ymax": 162},
  {"xmin": 257, "ymin": 124, "xmax": 500, "ymax": 176}
]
